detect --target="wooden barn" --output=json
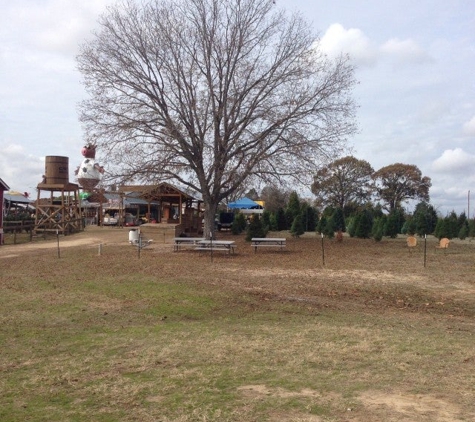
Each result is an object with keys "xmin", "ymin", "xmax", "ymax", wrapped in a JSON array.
[{"xmin": 0, "ymin": 178, "xmax": 10, "ymax": 245}]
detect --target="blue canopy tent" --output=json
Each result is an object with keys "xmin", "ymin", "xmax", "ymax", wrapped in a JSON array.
[{"xmin": 227, "ymin": 197, "xmax": 262, "ymax": 209}]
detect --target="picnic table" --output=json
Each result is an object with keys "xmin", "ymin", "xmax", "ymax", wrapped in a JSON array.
[
  {"xmin": 251, "ymin": 237, "xmax": 286, "ymax": 253},
  {"xmin": 173, "ymin": 237, "xmax": 205, "ymax": 251},
  {"xmin": 196, "ymin": 240, "xmax": 236, "ymax": 254}
]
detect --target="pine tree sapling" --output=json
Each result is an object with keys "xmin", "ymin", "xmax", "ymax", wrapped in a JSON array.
[
  {"xmin": 290, "ymin": 213, "xmax": 305, "ymax": 237},
  {"xmin": 246, "ymin": 215, "xmax": 267, "ymax": 241}
]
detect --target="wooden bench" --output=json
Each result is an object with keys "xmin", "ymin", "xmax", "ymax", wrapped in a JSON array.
[
  {"xmin": 173, "ymin": 237, "xmax": 205, "ymax": 251},
  {"xmin": 195, "ymin": 240, "xmax": 236, "ymax": 254},
  {"xmin": 251, "ymin": 237, "xmax": 286, "ymax": 253}
]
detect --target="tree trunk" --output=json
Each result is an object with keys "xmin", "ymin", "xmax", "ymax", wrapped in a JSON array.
[{"xmin": 202, "ymin": 201, "xmax": 218, "ymax": 239}]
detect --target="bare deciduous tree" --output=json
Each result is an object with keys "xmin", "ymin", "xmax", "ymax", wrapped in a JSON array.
[{"xmin": 77, "ymin": 0, "xmax": 357, "ymax": 237}]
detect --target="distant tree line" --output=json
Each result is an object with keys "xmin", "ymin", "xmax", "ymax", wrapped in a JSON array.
[{"xmin": 231, "ymin": 156, "xmax": 474, "ymax": 241}]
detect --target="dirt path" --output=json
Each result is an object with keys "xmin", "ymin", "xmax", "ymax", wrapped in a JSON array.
[{"xmin": 0, "ymin": 227, "xmax": 133, "ymax": 257}]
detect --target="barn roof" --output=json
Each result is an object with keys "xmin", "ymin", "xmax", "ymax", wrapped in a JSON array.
[{"xmin": 0, "ymin": 178, "xmax": 10, "ymax": 191}]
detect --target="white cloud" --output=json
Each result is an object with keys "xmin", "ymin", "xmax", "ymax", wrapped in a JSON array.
[
  {"xmin": 380, "ymin": 38, "xmax": 432, "ymax": 64},
  {"xmin": 320, "ymin": 23, "xmax": 378, "ymax": 66},
  {"xmin": 463, "ymin": 116, "xmax": 475, "ymax": 136},
  {"xmin": 320, "ymin": 24, "xmax": 431, "ymax": 68},
  {"xmin": 431, "ymin": 148, "xmax": 475, "ymax": 174},
  {"xmin": 0, "ymin": 1, "xmax": 113, "ymax": 57}
]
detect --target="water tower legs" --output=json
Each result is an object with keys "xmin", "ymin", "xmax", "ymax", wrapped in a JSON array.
[{"xmin": 34, "ymin": 183, "xmax": 82, "ymax": 235}]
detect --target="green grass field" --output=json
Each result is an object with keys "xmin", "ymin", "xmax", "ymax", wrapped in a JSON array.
[{"xmin": 1, "ymin": 227, "xmax": 474, "ymax": 421}]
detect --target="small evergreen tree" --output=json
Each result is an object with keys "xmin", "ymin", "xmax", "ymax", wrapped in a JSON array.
[
  {"xmin": 286, "ymin": 191, "xmax": 301, "ymax": 218},
  {"xmin": 269, "ymin": 212, "xmax": 279, "ymax": 231},
  {"xmin": 290, "ymin": 213, "xmax": 305, "ymax": 237},
  {"xmin": 469, "ymin": 219, "xmax": 475, "ymax": 238},
  {"xmin": 332, "ymin": 207, "xmax": 346, "ymax": 232},
  {"xmin": 347, "ymin": 215, "xmax": 357, "ymax": 237},
  {"xmin": 306, "ymin": 206, "xmax": 318, "ymax": 231},
  {"xmin": 446, "ymin": 212, "xmax": 459, "ymax": 238},
  {"xmin": 316, "ymin": 214, "xmax": 327, "ymax": 234},
  {"xmin": 413, "ymin": 201, "xmax": 437, "ymax": 235},
  {"xmin": 276, "ymin": 207, "xmax": 287, "ymax": 230},
  {"xmin": 231, "ymin": 212, "xmax": 246, "ymax": 234},
  {"xmin": 262, "ymin": 210, "xmax": 271, "ymax": 229},
  {"xmin": 402, "ymin": 217, "xmax": 416, "ymax": 235},
  {"xmin": 385, "ymin": 210, "xmax": 400, "ymax": 238},
  {"xmin": 372, "ymin": 217, "xmax": 385, "ymax": 241},
  {"xmin": 458, "ymin": 220, "xmax": 469, "ymax": 240},
  {"xmin": 322, "ymin": 215, "xmax": 335, "ymax": 238},
  {"xmin": 457, "ymin": 212, "xmax": 467, "ymax": 234},
  {"xmin": 434, "ymin": 218, "xmax": 451, "ymax": 239},
  {"xmin": 354, "ymin": 209, "xmax": 373, "ymax": 238},
  {"xmin": 284, "ymin": 208, "xmax": 293, "ymax": 229},
  {"xmin": 300, "ymin": 202, "xmax": 310, "ymax": 231},
  {"xmin": 245, "ymin": 215, "xmax": 267, "ymax": 241}
]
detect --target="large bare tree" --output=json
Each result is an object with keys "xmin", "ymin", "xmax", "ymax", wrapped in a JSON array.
[
  {"xmin": 77, "ymin": 0, "xmax": 357, "ymax": 237},
  {"xmin": 372, "ymin": 163, "xmax": 431, "ymax": 212},
  {"xmin": 311, "ymin": 156, "xmax": 374, "ymax": 210}
]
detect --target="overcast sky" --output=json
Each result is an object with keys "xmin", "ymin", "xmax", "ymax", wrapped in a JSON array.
[{"xmin": 1, "ymin": 0, "xmax": 474, "ymax": 215}]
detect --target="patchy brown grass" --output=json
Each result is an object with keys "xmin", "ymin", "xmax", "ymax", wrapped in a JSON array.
[{"xmin": 0, "ymin": 226, "xmax": 474, "ymax": 421}]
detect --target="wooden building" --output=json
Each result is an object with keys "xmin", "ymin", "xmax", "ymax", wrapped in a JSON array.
[
  {"xmin": 0, "ymin": 178, "xmax": 10, "ymax": 245},
  {"xmin": 118, "ymin": 182, "xmax": 203, "ymax": 236}
]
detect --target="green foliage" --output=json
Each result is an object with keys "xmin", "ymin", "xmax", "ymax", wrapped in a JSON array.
[
  {"xmin": 401, "ymin": 217, "xmax": 416, "ymax": 235},
  {"xmin": 290, "ymin": 213, "xmax": 305, "ymax": 237},
  {"xmin": 331, "ymin": 208, "xmax": 346, "ymax": 232},
  {"xmin": 262, "ymin": 210, "xmax": 271, "ymax": 229},
  {"xmin": 384, "ymin": 210, "xmax": 401, "ymax": 238},
  {"xmin": 269, "ymin": 213, "xmax": 278, "ymax": 231},
  {"xmin": 372, "ymin": 217, "xmax": 385, "ymax": 241},
  {"xmin": 275, "ymin": 208, "xmax": 287, "ymax": 231},
  {"xmin": 346, "ymin": 216, "xmax": 356, "ymax": 237},
  {"xmin": 231, "ymin": 212, "xmax": 247, "ymax": 235},
  {"xmin": 354, "ymin": 209, "xmax": 373, "ymax": 238},
  {"xmin": 413, "ymin": 201, "xmax": 437, "ymax": 236},
  {"xmin": 469, "ymin": 219, "xmax": 475, "ymax": 238},
  {"xmin": 316, "ymin": 214, "xmax": 327, "ymax": 234},
  {"xmin": 286, "ymin": 191, "xmax": 301, "ymax": 220},
  {"xmin": 322, "ymin": 216, "xmax": 335, "ymax": 238},
  {"xmin": 245, "ymin": 215, "xmax": 267, "ymax": 241},
  {"xmin": 445, "ymin": 211, "xmax": 460, "ymax": 238},
  {"xmin": 322, "ymin": 206, "xmax": 335, "ymax": 218},
  {"xmin": 306, "ymin": 206, "xmax": 319, "ymax": 231},
  {"xmin": 458, "ymin": 221, "xmax": 469, "ymax": 240},
  {"xmin": 434, "ymin": 217, "xmax": 454, "ymax": 239},
  {"xmin": 284, "ymin": 209, "xmax": 295, "ymax": 230}
]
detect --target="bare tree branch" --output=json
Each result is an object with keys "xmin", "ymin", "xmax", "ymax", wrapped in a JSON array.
[{"xmin": 77, "ymin": 0, "xmax": 358, "ymax": 236}]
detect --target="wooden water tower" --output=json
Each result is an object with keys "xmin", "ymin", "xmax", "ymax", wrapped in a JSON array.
[{"xmin": 35, "ymin": 156, "xmax": 82, "ymax": 235}]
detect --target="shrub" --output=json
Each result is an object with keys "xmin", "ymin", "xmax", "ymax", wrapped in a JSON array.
[
  {"xmin": 372, "ymin": 217, "xmax": 385, "ymax": 241},
  {"xmin": 245, "ymin": 215, "xmax": 267, "ymax": 241},
  {"xmin": 231, "ymin": 212, "xmax": 246, "ymax": 235},
  {"xmin": 290, "ymin": 213, "xmax": 305, "ymax": 237}
]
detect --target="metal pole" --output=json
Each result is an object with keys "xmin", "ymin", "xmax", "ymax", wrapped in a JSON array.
[
  {"xmin": 424, "ymin": 234, "xmax": 427, "ymax": 268},
  {"xmin": 321, "ymin": 233, "xmax": 325, "ymax": 266},
  {"xmin": 210, "ymin": 231, "xmax": 213, "ymax": 262},
  {"xmin": 56, "ymin": 229, "xmax": 60, "ymax": 259}
]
